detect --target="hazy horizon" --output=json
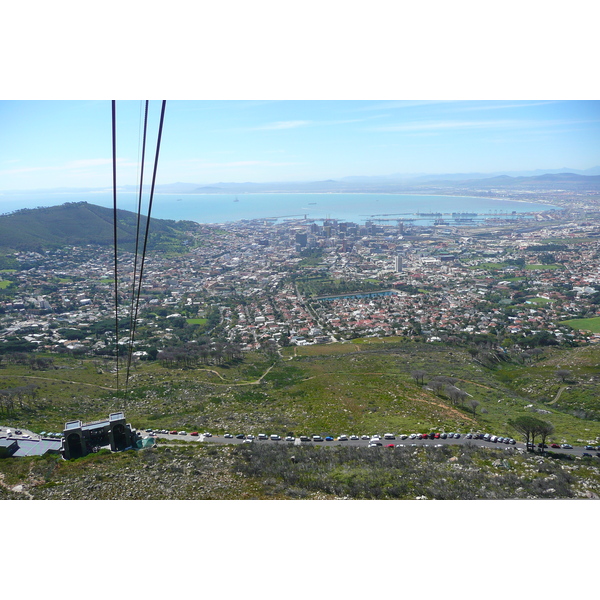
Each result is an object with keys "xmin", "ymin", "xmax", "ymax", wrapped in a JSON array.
[{"xmin": 2, "ymin": 100, "xmax": 599, "ymax": 194}]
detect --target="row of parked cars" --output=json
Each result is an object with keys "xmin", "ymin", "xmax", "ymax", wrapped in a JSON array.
[
  {"xmin": 0, "ymin": 427, "xmax": 64, "ymax": 439},
  {"xmin": 143, "ymin": 429, "xmax": 597, "ymax": 454}
]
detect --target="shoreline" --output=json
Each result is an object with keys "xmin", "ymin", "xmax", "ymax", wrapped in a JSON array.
[{"xmin": 0, "ymin": 190, "xmax": 562, "ymax": 222}]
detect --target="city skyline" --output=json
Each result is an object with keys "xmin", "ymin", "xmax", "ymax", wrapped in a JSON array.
[{"xmin": 1, "ymin": 100, "xmax": 599, "ymax": 192}]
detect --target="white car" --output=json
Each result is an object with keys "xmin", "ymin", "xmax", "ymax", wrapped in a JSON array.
[
  {"xmin": 224, "ymin": 433, "xmax": 234, "ymax": 438},
  {"xmin": 350, "ymin": 435, "xmax": 359, "ymax": 441},
  {"xmin": 361, "ymin": 435, "xmax": 370, "ymax": 440},
  {"xmin": 258, "ymin": 433, "xmax": 268, "ymax": 440},
  {"xmin": 338, "ymin": 435, "xmax": 348, "ymax": 441},
  {"xmin": 285, "ymin": 436, "xmax": 295, "ymax": 442},
  {"xmin": 270, "ymin": 434, "xmax": 281, "ymax": 441},
  {"xmin": 383, "ymin": 433, "xmax": 395, "ymax": 440}
]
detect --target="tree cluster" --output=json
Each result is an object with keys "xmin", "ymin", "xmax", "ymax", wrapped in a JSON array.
[
  {"xmin": 158, "ymin": 341, "xmax": 242, "ymax": 369},
  {"xmin": 508, "ymin": 415, "xmax": 555, "ymax": 451}
]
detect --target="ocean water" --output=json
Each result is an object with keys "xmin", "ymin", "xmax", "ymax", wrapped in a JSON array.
[{"xmin": 0, "ymin": 191, "xmax": 559, "ymax": 225}]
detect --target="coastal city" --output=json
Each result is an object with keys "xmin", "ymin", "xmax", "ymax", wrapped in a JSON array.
[{"xmin": 2, "ymin": 196, "xmax": 600, "ymax": 357}]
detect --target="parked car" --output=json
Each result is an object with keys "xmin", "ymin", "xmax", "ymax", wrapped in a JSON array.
[
  {"xmin": 385, "ymin": 444, "xmax": 395, "ymax": 448},
  {"xmin": 203, "ymin": 432, "xmax": 212, "ymax": 437},
  {"xmin": 190, "ymin": 432, "xmax": 199, "ymax": 436},
  {"xmin": 400, "ymin": 434, "xmax": 408, "ymax": 440},
  {"xmin": 258, "ymin": 433, "xmax": 268, "ymax": 440},
  {"xmin": 338, "ymin": 435, "xmax": 348, "ymax": 441},
  {"xmin": 361, "ymin": 435, "xmax": 370, "ymax": 440},
  {"xmin": 300, "ymin": 435, "xmax": 310, "ymax": 442},
  {"xmin": 285, "ymin": 436, "xmax": 295, "ymax": 442},
  {"xmin": 383, "ymin": 433, "xmax": 395, "ymax": 440},
  {"xmin": 270, "ymin": 434, "xmax": 281, "ymax": 441},
  {"xmin": 454, "ymin": 433, "xmax": 461, "ymax": 439},
  {"xmin": 368, "ymin": 442, "xmax": 382, "ymax": 447},
  {"xmin": 551, "ymin": 443, "xmax": 561, "ymax": 448},
  {"xmin": 561, "ymin": 444, "xmax": 573, "ymax": 449},
  {"xmin": 235, "ymin": 434, "xmax": 245, "ymax": 439},
  {"xmin": 169, "ymin": 430, "xmax": 178, "ymax": 435},
  {"xmin": 246, "ymin": 435, "xmax": 255, "ymax": 440},
  {"xmin": 312, "ymin": 435, "xmax": 323, "ymax": 442},
  {"xmin": 350, "ymin": 435, "xmax": 359, "ymax": 440},
  {"xmin": 325, "ymin": 436, "xmax": 334, "ymax": 441},
  {"xmin": 224, "ymin": 433, "xmax": 233, "ymax": 438},
  {"xmin": 440, "ymin": 433, "xmax": 447, "ymax": 439}
]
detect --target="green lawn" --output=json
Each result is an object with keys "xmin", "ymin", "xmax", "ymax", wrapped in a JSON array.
[
  {"xmin": 186, "ymin": 318, "xmax": 207, "ymax": 325},
  {"xmin": 524, "ymin": 297, "xmax": 553, "ymax": 306},
  {"xmin": 525, "ymin": 264, "xmax": 562, "ymax": 270},
  {"xmin": 562, "ymin": 316, "xmax": 600, "ymax": 333}
]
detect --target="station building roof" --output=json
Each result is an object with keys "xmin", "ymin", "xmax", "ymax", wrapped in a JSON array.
[{"xmin": 0, "ymin": 436, "xmax": 62, "ymax": 458}]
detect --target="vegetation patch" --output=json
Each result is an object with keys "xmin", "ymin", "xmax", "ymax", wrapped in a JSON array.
[{"xmin": 561, "ymin": 317, "xmax": 600, "ymax": 333}]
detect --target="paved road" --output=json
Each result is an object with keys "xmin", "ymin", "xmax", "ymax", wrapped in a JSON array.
[
  {"xmin": 4, "ymin": 424, "xmax": 595, "ymax": 460},
  {"xmin": 142, "ymin": 431, "xmax": 599, "ymax": 459}
]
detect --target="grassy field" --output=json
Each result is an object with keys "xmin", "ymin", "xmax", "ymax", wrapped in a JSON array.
[
  {"xmin": 524, "ymin": 263, "xmax": 562, "ymax": 270},
  {"xmin": 2, "ymin": 339, "xmax": 599, "ymax": 446},
  {"xmin": 524, "ymin": 297, "xmax": 553, "ymax": 306},
  {"xmin": 562, "ymin": 316, "xmax": 600, "ymax": 333},
  {"xmin": 186, "ymin": 318, "xmax": 208, "ymax": 325}
]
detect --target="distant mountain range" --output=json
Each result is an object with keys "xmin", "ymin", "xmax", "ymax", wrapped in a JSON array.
[
  {"xmin": 132, "ymin": 168, "xmax": 600, "ymax": 194},
  {"xmin": 5, "ymin": 168, "xmax": 600, "ymax": 196},
  {"xmin": 0, "ymin": 202, "xmax": 196, "ymax": 253}
]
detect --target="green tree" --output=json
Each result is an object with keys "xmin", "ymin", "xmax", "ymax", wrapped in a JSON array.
[{"xmin": 508, "ymin": 415, "xmax": 553, "ymax": 451}]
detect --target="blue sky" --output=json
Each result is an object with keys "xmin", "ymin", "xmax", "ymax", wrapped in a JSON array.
[{"xmin": 1, "ymin": 99, "xmax": 599, "ymax": 190}]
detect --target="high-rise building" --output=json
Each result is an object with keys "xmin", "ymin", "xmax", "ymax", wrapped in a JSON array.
[
  {"xmin": 394, "ymin": 255, "xmax": 403, "ymax": 272},
  {"xmin": 295, "ymin": 232, "xmax": 308, "ymax": 248}
]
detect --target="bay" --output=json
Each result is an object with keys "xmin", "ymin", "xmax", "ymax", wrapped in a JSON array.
[{"xmin": 0, "ymin": 191, "xmax": 559, "ymax": 225}]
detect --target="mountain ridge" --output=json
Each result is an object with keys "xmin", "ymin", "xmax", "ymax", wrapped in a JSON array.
[{"xmin": 0, "ymin": 201, "xmax": 196, "ymax": 253}]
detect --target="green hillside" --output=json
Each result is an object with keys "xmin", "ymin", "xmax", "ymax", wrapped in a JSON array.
[
  {"xmin": 0, "ymin": 201, "xmax": 196, "ymax": 252},
  {"xmin": 2, "ymin": 339, "xmax": 599, "ymax": 446}
]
